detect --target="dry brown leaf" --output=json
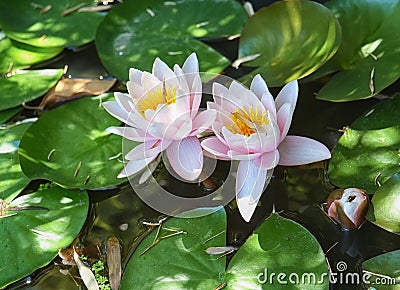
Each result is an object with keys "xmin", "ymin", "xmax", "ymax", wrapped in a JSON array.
[
  {"xmin": 106, "ymin": 237, "xmax": 122, "ymax": 290},
  {"xmin": 26, "ymin": 77, "xmax": 116, "ymax": 110}
]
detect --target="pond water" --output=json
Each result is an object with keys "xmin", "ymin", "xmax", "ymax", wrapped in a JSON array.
[{"xmin": 5, "ymin": 41, "xmax": 400, "ymax": 290}]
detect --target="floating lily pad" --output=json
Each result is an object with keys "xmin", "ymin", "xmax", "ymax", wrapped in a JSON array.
[
  {"xmin": 95, "ymin": 0, "xmax": 247, "ymax": 81},
  {"xmin": 18, "ymin": 94, "xmax": 129, "ymax": 189},
  {"xmin": 121, "ymin": 209, "xmax": 328, "ymax": 289},
  {"xmin": 0, "ymin": 69, "xmax": 64, "ymax": 111},
  {"xmin": 328, "ymin": 97, "xmax": 400, "ymax": 193},
  {"xmin": 0, "ymin": 186, "xmax": 89, "ymax": 288},
  {"xmin": 0, "ymin": 37, "xmax": 63, "ymax": 74},
  {"xmin": 0, "ymin": 0, "xmax": 105, "ymax": 48},
  {"xmin": 366, "ymin": 173, "xmax": 400, "ymax": 234},
  {"xmin": 0, "ymin": 107, "xmax": 21, "ymax": 124},
  {"xmin": 0, "ymin": 121, "xmax": 34, "ymax": 202},
  {"xmin": 120, "ymin": 207, "xmax": 227, "ymax": 290},
  {"xmin": 238, "ymin": 0, "xmax": 341, "ymax": 86},
  {"xmin": 315, "ymin": 0, "xmax": 400, "ymax": 101},
  {"xmin": 362, "ymin": 249, "xmax": 400, "ymax": 289},
  {"xmin": 225, "ymin": 213, "xmax": 328, "ymax": 289}
]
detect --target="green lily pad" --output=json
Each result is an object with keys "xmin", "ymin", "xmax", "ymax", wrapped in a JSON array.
[
  {"xmin": 120, "ymin": 207, "xmax": 227, "ymax": 290},
  {"xmin": 0, "ymin": 37, "xmax": 63, "ymax": 74},
  {"xmin": 0, "ymin": 186, "xmax": 89, "ymax": 288},
  {"xmin": 0, "ymin": 107, "xmax": 21, "ymax": 124},
  {"xmin": 0, "ymin": 121, "xmax": 34, "ymax": 203},
  {"xmin": 366, "ymin": 173, "xmax": 400, "ymax": 234},
  {"xmin": 0, "ymin": 69, "xmax": 64, "ymax": 111},
  {"xmin": 18, "ymin": 94, "xmax": 129, "ymax": 189},
  {"xmin": 238, "ymin": 0, "xmax": 341, "ymax": 86},
  {"xmin": 315, "ymin": 0, "xmax": 400, "ymax": 101},
  {"xmin": 225, "ymin": 213, "xmax": 328, "ymax": 289},
  {"xmin": 362, "ymin": 249, "xmax": 400, "ymax": 289},
  {"xmin": 95, "ymin": 0, "xmax": 247, "ymax": 81},
  {"xmin": 0, "ymin": 0, "xmax": 105, "ymax": 48},
  {"xmin": 121, "ymin": 209, "xmax": 328, "ymax": 289},
  {"xmin": 328, "ymin": 96, "xmax": 400, "ymax": 193}
]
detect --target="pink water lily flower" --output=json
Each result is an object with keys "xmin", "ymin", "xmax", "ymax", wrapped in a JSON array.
[
  {"xmin": 201, "ymin": 75, "xmax": 331, "ymax": 222},
  {"xmin": 103, "ymin": 53, "xmax": 216, "ymax": 181}
]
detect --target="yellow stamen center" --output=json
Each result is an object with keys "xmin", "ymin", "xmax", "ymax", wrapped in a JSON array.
[
  {"xmin": 136, "ymin": 82, "xmax": 176, "ymax": 116},
  {"xmin": 227, "ymin": 106, "xmax": 268, "ymax": 137}
]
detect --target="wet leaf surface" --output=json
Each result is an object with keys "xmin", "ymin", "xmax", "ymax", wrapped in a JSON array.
[
  {"xmin": 0, "ymin": 37, "xmax": 63, "ymax": 74},
  {"xmin": 362, "ymin": 249, "xmax": 400, "ymax": 289},
  {"xmin": 315, "ymin": 0, "xmax": 400, "ymax": 101},
  {"xmin": 0, "ymin": 121, "xmax": 34, "ymax": 202},
  {"xmin": 0, "ymin": 107, "xmax": 22, "ymax": 124},
  {"xmin": 0, "ymin": 0, "xmax": 105, "ymax": 48},
  {"xmin": 0, "ymin": 186, "xmax": 89, "ymax": 288},
  {"xmin": 121, "ymin": 209, "xmax": 328, "ymax": 289},
  {"xmin": 19, "ymin": 94, "xmax": 130, "ymax": 189},
  {"xmin": 95, "ymin": 0, "xmax": 247, "ymax": 81},
  {"xmin": 120, "ymin": 207, "xmax": 226, "ymax": 290},
  {"xmin": 328, "ymin": 96, "xmax": 400, "ymax": 193},
  {"xmin": 238, "ymin": 0, "xmax": 341, "ymax": 86},
  {"xmin": 366, "ymin": 173, "xmax": 400, "ymax": 234},
  {"xmin": 225, "ymin": 213, "xmax": 328, "ymax": 289},
  {"xmin": 0, "ymin": 69, "xmax": 64, "ymax": 111}
]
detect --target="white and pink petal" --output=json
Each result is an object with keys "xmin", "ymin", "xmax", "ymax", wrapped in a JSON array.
[
  {"xmin": 254, "ymin": 150, "xmax": 280, "ymax": 170},
  {"xmin": 125, "ymin": 140, "xmax": 167, "ymax": 160},
  {"xmin": 106, "ymin": 126, "xmax": 154, "ymax": 142},
  {"xmin": 201, "ymin": 137, "xmax": 230, "ymax": 159},
  {"xmin": 275, "ymin": 80, "xmax": 298, "ymax": 110},
  {"xmin": 118, "ymin": 155, "xmax": 158, "ymax": 178},
  {"xmin": 278, "ymin": 135, "xmax": 331, "ymax": 166},
  {"xmin": 152, "ymin": 57, "xmax": 175, "ymax": 81},
  {"xmin": 276, "ymin": 102, "xmax": 294, "ymax": 142},
  {"xmin": 236, "ymin": 159, "xmax": 270, "ymax": 222},
  {"xmin": 250, "ymin": 74, "xmax": 268, "ymax": 100},
  {"xmin": 191, "ymin": 109, "xmax": 217, "ymax": 135},
  {"xmin": 165, "ymin": 136, "xmax": 203, "ymax": 181}
]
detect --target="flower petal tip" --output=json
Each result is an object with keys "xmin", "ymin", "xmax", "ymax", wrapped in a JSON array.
[{"xmin": 237, "ymin": 197, "xmax": 258, "ymax": 222}]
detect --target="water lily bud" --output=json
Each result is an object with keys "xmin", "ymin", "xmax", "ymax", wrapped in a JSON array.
[{"xmin": 326, "ymin": 188, "xmax": 369, "ymax": 230}]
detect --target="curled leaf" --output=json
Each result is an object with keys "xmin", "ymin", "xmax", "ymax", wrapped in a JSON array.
[{"xmin": 73, "ymin": 249, "xmax": 100, "ymax": 290}]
